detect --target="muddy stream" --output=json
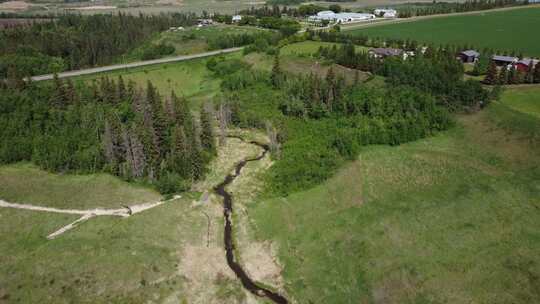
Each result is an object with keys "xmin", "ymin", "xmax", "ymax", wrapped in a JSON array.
[{"xmin": 214, "ymin": 140, "xmax": 288, "ymax": 304}]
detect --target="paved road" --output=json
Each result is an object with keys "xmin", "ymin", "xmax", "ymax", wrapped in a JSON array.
[{"xmin": 30, "ymin": 47, "xmax": 243, "ymax": 82}]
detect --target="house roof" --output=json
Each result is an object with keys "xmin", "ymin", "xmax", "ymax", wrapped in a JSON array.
[
  {"xmin": 517, "ymin": 58, "xmax": 539, "ymax": 66},
  {"xmin": 460, "ymin": 50, "xmax": 480, "ymax": 57},
  {"xmin": 492, "ymin": 55, "xmax": 518, "ymax": 63},
  {"xmin": 370, "ymin": 48, "xmax": 403, "ymax": 56}
]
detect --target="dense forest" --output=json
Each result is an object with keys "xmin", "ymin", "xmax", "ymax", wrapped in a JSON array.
[
  {"xmin": 0, "ymin": 77, "xmax": 217, "ymax": 194},
  {"xmin": 0, "ymin": 13, "xmax": 198, "ymax": 78}
]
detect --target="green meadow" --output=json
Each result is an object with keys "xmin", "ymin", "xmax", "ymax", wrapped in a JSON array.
[
  {"xmin": 349, "ymin": 7, "xmax": 540, "ymax": 56},
  {"xmin": 500, "ymin": 85, "xmax": 540, "ymax": 119},
  {"xmin": 251, "ymin": 89, "xmax": 540, "ymax": 303}
]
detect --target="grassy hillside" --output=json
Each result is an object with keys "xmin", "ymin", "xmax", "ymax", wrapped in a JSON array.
[
  {"xmin": 0, "ymin": 163, "xmax": 161, "ymax": 209},
  {"xmin": 500, "ymin": 85, "xmax": 540, "ymax": 119},
  {"xmin": 349, "ymin": 7, "xmax": 540, "ymax": 56},
  {"xmin": 251, "ymin": 93, "xmax": 540, "ymax": 302}
]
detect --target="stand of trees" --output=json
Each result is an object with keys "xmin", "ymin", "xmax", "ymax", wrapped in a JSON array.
[
  {"xmin": 483, "ymin": 61, "xmax": 540, "ymax": 85},
  {"xmin": 0, "ymin": 77, "xmax": 216, "ymax": 194},
  {"xmin": 314, "ymin": 42, "xmax": 491, "ymax": 112},
  {"xmin": 210, "ymin": 55, "xmax": 454, "ymax": 195},
  {"xmin": 0, "ymin": 13, "xmax": 198, "ymax": 78}
]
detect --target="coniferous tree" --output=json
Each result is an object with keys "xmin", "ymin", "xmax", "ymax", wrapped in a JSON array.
[
  {"xmin": 200, "ymin": 102, "xmax": 216, "ymax": 155},
  {"xmin": 525, "ymin": 61, "xmax": 535, "ymax": 84},
  {"xmin": 534, "ymin": 62, "xmax": 540, "ymax": 83},
  {"xmin": 117, "ymin": 76, "xmax": 126, "ymax": 102},
  {"xmin": 498, "ymin": 66, "xmax": 508, "ymax": 85},
  {"xmin": 484, "ymin": 61, "xmax": 498, "ymax": 84},
  {"xmin": 271, "ymin": 55, "xmax": 282, "ymax": 87}
]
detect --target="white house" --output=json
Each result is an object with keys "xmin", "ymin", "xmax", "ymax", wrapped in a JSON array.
[
  {"xmin": 232, "ymin": 15, "xmax": 242, "ymax": 23},
  {"xmin": 374, "ymin": 8, "xmax": 397, "ymax": 18},
  {"xmin": 308, "ymin": 11, "xmax": 376, "ymax": 24}
]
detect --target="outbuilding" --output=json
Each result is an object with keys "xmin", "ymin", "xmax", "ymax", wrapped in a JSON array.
[
  {"xmin": 369, "ymin": 47, "xmax": 403, "ymax": 58},
  {"xmin": 492, "ymin": 55, "xmax": 518, "ymax": 66},
  {"xmin": 308, "ymin": 11, "xmax": 376, "ymax": 24},
  {"xmin": 516, "ymin": 58, "xmax": 539, "ymax": 72},
  {"xmin": 374, "ymin": 8, "xmax": 397, "ymax": 18},
  {"xmin": 232, "ymin": 15, "xmax": 242, "ymax": 23},
  {"xmin": 458, "ymin": 50, "xmax": 480, "ymax": 63}
]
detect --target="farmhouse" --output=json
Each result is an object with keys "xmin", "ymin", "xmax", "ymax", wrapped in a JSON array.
[
  {"xmin": 369, "ymin": 47, "xmax": 403, "ymax": 58},
  {"xmin": 458, "ymin": 50, "xmax": 480, "ymax": 63},
  {"xmin": 232, "ymin": 15, "xmax": 242, "ymax": 23},
  {"xmin": 492, "ymin": 55, "xmax": 518, "ymax": 66},
  {"xmin": 308, "ymin": 11, "xmax": 376, "ymax": 24},
  {"xmin": 374, "ymin": 8, "xmax": 397, "ymax": 18},
  {"xmin": 516, "ymin": 58, "xmax": 539, "ymax": 72}
]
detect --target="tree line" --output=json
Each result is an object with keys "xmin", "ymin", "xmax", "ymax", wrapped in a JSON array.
[
  {"xmin": 0, "ymin": 13, "xmax": 198, "ymax": 79},
  {"xmin": 0, "ymin": 77, "xmax": 217, "ymax": 194},
  {"xmin": 397, "ymin": 0, "xmax": 530, "ymax": 18},
  {"xmin": 483, "ymin": 60, "xmax": 540, "ymax": 85}
]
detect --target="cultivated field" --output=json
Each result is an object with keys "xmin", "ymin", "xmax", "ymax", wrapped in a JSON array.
[
  {"xmin": 251, "ymin": 92, "xmax": 540, "ymax": 302},
  {"xmin": 349, "ymin": 6, "xmax": 540, "ymax": 56}
]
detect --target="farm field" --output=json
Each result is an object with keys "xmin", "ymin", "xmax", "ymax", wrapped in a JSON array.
[
  {"xmin": 349, "ymin": 6, "xmax": 540, "ymax": 56},
  {"xmin": 251, "ymin": 96, "xmax": 540, "ymax": 302}
]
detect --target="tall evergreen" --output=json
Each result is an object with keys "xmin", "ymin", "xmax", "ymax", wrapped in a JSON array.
[
  {"xmin": 498, "ymin": 67, "xmax": 508, "ymax": 85},
  {"xmin": 534, "ymin": 62, "xmax": 540, "ymax": 83},
  {"xmin": 200, "ymin": 102, "xmax": 216, "ymax": 155},
  {"xmin": 483, "ymin": 61, "xmax": 499, "ymax": 85},
  {"xmin": 271, "ymin": 55, "xmax": 282, "ymax": 87}
]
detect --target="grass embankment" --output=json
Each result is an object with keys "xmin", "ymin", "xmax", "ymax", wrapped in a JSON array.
[
  {"xmin": 0, "ymin": 163, "xmax": 161, "ymax": 209},
  {"xmin": 349, "ymin": 7, "xmax": 540, "ymax": 56},
  {"xmin": 251, "ymin": 92, "xmax": 540, "ymax": 302}
]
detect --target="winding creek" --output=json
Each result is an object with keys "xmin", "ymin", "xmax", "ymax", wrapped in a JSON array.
[{"xmin": 214, "ymin": 140, "xmax": 288, "ymax": 304}]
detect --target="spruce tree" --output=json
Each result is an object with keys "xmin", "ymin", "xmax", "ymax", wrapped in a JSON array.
[
  {"xmin": 117, "ymin": 76, "xmax": 126, "ymax": 102},
  {"xmin": 498, "ymin": 66, "xmax": 508, "ymax": 85},
  {"xmin": 271, "ymin": 55, "xmax": 282, "ymax": 87},
  {"xmin": 200, "ymin": 102, "xmax": 216, "ymax": 155},
  {"xmin": 170, "ymin": 125, "xmax": 190, "ymax": 178},
  {"xmin": 484, "ymin": 61, "xmax": 498, "ymax": 84},
  {"xmin": 534, "ymin": 62, "xmax": 540, "ymax": 83},
  {"xmin": 525, "ymin": 61, "xmax": 535, "ymax": 84}
]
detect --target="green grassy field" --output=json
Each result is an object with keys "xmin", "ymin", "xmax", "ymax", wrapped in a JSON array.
[
  {"xmin": 127, "ymin": 25, "xmax": 265, "ymax": 60},
  {"xmin": 251, "ymin": 91, "xmax": 540, "ymax": 302},
  {"xmin": 77, "ymin": 53, "xmax": 241, "ymax": 106},
  {"xmin": 0, "ymin": 163, "xmax": 161, "ymax": 209},
  {"xmin": 0, "ymin": 165, "xmax": 209, "ymax": 303},
  {"xmin": 280, "ymin": 41, "xmax": 369, "ymax": 57},
  {"xmin": 349, "ymin": 7, "xmax": 540, "ymax": 56},
  {"xmin": 500, "ymin": 85, "xmax": 540, "ymax": 119}
]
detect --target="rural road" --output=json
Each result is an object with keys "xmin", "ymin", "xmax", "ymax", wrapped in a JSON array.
[{"xmin": 30, "ymin": 47, "xmax": 243, "ymax": 82}]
